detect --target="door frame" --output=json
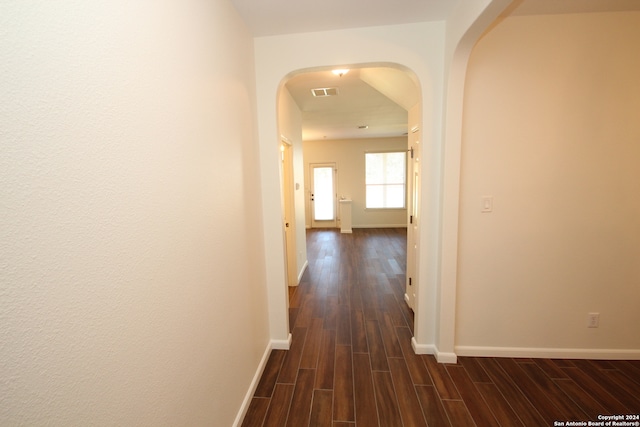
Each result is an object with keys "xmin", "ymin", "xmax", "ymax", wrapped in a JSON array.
[
  {"xmin": 280, "ymin": 138, "xmax": 298, "ymax": 286},
  {"xmin": 309, "ymin": 162, "xmax": 337, "ymax": 228},
  {"xmin": 405, "ymin": 125, "xmax": 420, "ymax": 310}
]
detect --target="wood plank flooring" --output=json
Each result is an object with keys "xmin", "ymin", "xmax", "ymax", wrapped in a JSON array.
[{"xmin": 242, "ymin": 228, "xmax": 640, "ymax": 426}]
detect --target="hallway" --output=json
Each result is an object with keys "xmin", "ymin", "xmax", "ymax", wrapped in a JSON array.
[{"xmin": 242, "ymin": 228, "xmax": 640, "ymax": 426}]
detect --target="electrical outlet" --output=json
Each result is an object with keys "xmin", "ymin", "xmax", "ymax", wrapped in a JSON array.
[{"xmin": 587, "ymin": 313, "xmax": 600, "ymax": 328}]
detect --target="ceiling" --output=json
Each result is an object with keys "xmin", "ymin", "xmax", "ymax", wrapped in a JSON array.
[
  {"xmin": 230, "ymin": 0, "xmax": 455, "ymax": 38},
  {"xmin": 508, "ymin": 0, "xmax": 640, "ymax": 17},
  {"xmin": 231, "ymin": 0, "xmax": 640, "ymax": 38},
  {"xmin": 231, "ymin": 0, "xmax": 640, "ymax": 141},
  {"xmin": 285, "ymin": 67, "xmax": 419, "ymax": 141}
]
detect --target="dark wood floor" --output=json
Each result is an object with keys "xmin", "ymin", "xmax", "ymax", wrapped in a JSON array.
[{"xmin": 242, "ymin": 228, "xmax": 640, "ymax": 426}]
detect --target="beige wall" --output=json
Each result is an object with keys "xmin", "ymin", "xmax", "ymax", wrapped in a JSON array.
[
  {"xmin": 303, "ymin": 137, "xmax": 409, "ymax": 228},
  {"xmin": 0, "ymin": 1, "xmax": 269, "ymax": 425},
  {"xmin": 457, "ymin": 12, "xmax": 640, "ymax": 357}
]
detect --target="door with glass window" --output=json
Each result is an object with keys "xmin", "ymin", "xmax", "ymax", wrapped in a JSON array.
[{"xmin": 310, "ymin": 163, "xmax": 337, "ymax": 228}]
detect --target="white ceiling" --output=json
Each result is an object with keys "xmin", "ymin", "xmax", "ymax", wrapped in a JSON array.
[
  {"xmin": 231, "ymin": 0, "xmax": 640, "ymax": 38},
  {"xmin": 508, "ymin": 0, "xmax": 640, "ymax": 17},
  {"xmin": 285, "ymin": 67, "xmax": 418, "ymax": 141},
  {"xmin": 231, "ymin": 0, "xmax": 455, "ymax": 37},
  {"xmin": 232, "ymin": 0, "xmax": 640, "ymax": 141}
]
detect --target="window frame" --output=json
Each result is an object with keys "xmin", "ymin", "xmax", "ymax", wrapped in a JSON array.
[{"xmin": 364, "ymin": 150, "xmax": 407, "ymax": 210}]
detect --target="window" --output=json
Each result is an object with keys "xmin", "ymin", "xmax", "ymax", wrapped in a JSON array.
[{"xmin": 365, "ymin": 151, "xmax": 406, "ymax": 209}]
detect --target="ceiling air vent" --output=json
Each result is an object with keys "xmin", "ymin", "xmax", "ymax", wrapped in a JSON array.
[{"xmin": 311, "ymin": 87, "xmax": 339, "ymax": 97}]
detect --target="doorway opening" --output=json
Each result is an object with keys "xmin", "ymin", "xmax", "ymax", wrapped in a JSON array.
[{"xmin": 277, "ymin": 63, "xmax": 422, "ymax": 329}]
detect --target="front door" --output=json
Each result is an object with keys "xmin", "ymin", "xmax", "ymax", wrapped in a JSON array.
[{"xmin": 310, "ymin": 163, "xmax": 337, "ymax": 228}]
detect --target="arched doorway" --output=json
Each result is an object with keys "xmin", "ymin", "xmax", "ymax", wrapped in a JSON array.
[{"xmin": 277, "ymin": 63, "xmax": 423, "ymax": 332}]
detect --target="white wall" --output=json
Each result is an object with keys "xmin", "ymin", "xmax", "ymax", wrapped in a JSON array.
[
  {"xmin": 457, "ymin": 12, "xmax": 640, "ymax": 358},
  {"xmin": 303, "ymin": 137, "xmax": 408, "ymax": 228},
  {"xmin": 254, "ymin": 22, "xmax": 447, "ymax": 350},
  {"xmin": 436, "ymin": 0, "xmax": 512, "ymax": 362},
  {"xmin": 0, "ymin": 0, "xmax": 270, "ymax": 425}
]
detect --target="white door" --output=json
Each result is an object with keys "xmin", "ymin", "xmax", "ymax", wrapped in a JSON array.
[
  {"xmin": 281, "ymin": 142, "xmax": 297, "ymax": 286},
  {"xmin": 310, "ymin": 163, "xmax": 337, "ymax": 228},
  {"xmin": 406, "ymin": 128, "xmax": 420, "ymax": 310}
]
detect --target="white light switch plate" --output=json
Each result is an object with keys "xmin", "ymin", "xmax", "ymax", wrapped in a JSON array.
[{"xmin": 481, "ymin": 196, "xmax": 493, "ymax": 213}]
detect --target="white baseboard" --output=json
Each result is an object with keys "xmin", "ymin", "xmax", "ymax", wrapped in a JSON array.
[
  {"xmin": 411, "ymin": 337, "xmax": 435, "ymax": 355},
  {"xmin": 353, "ymin": 224, "xmax": 408, "ymax": 229},
  {"xmin": 411, "ymin": 338, "xmax": 458, "ymax": 363},
  {"xmin": 271, "ymin": 334, "xmax": 292, "ymax": 350},
  {"xmin": 306, "ymin": 225, "xmax": 408, "ymax": 230},
  {"xmin": 455, "ymin": 345, "xmax": 640, "ymax": 360},
  {"xmin": 232, "ymin": 342, "xmax": 272, "ymax": 427},
  {"xmin": 297, "ymin": 260, "xmax": 308, "ymax": 285},
  {"xmin": 435, "ymin": 351, "xmax": 458, "ymax": 364},
  {"xmin": 233, "ymin": 334, "xmax": 294, "ymax": 426}
]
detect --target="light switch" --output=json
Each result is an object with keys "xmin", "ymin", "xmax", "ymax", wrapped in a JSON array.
[{"xmin": 481, "ymin": 196, "xmax": 493, "ymax": 213}]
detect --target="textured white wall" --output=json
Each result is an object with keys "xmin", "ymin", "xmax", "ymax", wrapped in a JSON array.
[
  {"xmin": 457, "ymin": 12, "xmax": 640, "ymax": 357},
  {"xmin": 303, "ymin": 137, "xmax": 409, "ymax": 228},
  {"xmin": 0, "ymin": 0, "xmax": 269, "ymax": 425}
]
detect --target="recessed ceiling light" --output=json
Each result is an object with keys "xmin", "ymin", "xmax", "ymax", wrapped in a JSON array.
[{"xmin": 332, "ymin": 69, "xmax": 349, "ymax": 77}]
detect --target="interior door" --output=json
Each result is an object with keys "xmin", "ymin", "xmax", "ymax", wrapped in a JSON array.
[
  {"xmin": 281, "ymin": 142, "xmax": 297, "ymax": 286},
  {"xmin": 406, "ymin": 127, "xmax": 420, "ymax": 310},
  {"xmin": 310, "ymin": 163, "xmax": 337, "ymax": 228}
]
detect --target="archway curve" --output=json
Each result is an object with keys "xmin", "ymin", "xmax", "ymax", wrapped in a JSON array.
[
  {"xmin": 253, "ymin": 19, "xmax": 508, "ymax": 358},
  {"xmin": 275, "ymin": 61, "xmax": 425, "ymax": 344},
  {"xmin": 279, "ymin": 61, "xmax": 422, "ymax": 93},
  {"xmin": 437, "ymin": 0, "xmax": 513, "ymax": 362}
]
